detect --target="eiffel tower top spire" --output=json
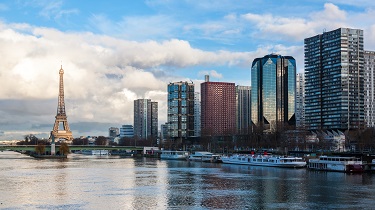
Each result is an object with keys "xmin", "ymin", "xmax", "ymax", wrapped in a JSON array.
[
  {"xmin": 51, "ymin": 65, "xmax": 73, "ymax": 141},
  {"xmin": 57, "ymin": 65, "xmax": 66, "ymax": 116}
]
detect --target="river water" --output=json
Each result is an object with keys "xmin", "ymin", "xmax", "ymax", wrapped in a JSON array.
[{"xmin": 0, "ymin": 151, "xmax": 374, "ymax": 209}]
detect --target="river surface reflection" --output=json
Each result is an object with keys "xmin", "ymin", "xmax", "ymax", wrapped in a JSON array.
[{"xmin": 0, "ymin": 151, "xmax": 374, "ymax": 209}]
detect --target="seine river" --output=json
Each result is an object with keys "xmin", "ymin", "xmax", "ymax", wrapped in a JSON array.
[{"xmin": 1, "ymin": 151, "xmax": 375, "ymax": 209}]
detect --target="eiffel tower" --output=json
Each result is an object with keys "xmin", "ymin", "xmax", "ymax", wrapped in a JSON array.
[{"xmin": 51, "ymin": 65, "xmax": 73, "ymax": 142}]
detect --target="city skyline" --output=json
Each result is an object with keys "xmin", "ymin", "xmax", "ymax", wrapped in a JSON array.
[{"xmin": 1, "ymin": 1, "xmax": 375, "ymax": 140}]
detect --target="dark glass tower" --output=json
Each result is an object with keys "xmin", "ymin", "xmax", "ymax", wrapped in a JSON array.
[
  {"xmin": 304, "ymin": 28, "xmax": 364, "ymax": 130},
  {"xmin": 251, "ymin": 54, "xmax": 296, "ymax": 130}
]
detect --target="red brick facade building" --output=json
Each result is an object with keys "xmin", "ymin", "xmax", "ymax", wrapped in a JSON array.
[{"xmin": 201, "ymin": 77, "xmax": 236, "ymax": 136}]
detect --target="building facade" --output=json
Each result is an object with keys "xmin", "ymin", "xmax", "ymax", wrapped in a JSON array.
[
  {"xmin": 236, "ymin": 85, "xmax": 251, "ymax": 134},
  {"xmin": 201, "ymin": 75, "xmax": 236, "ymax": 136},
  {"xmin": 194, "ymin": 92, "xmax": 201, "ymax": 137},
  {"xmin": 160, "ymin": 124, "xmax": 168, "ymax": 142},
  {"xmin": 108, "ymin": 127, "xmax": 119, "ymax": 138},
  {"xmin": 304, "ymin": 28, "xmax": 364, "ymax": 130},
  {"xmin": 119, "ymin": 125, "xmax": 134, "ymax": 138},
  {"xmin": 251, "ymin": 54, "xmax": 296, "ymax": 130},
  {"xmin": 365, "ymin": 50, "xmax": 375, "ymax": 127},
  {"xmin": 151, "ymin": 101, "xmax": 158, "ymax": 139},
  {"xmin": 134, "ymin": 99, "xmax": 158, "ymax": 139},
  {"xmin": 167, "ymin": 81, "xmax": 195, "ymax": 139},
  {"xmin": 296, "ymin": 73, "xmax": 305, "ymax": 128}
]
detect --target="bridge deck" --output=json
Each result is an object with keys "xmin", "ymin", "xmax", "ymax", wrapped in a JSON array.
[{"xmin": 0, "ymin": 145, "xmax": 145, "ymax": 152}]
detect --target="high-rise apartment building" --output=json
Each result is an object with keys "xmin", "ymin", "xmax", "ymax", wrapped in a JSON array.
[
  {"xmin": 134, "ymin": 99, "xmax": 158, "ymax": 139},
  {"xmin": 304, "ymin": 28, "xmax": 364, "ymax": 130},
  {"xmin": 201, "ymin": 75, "xmax": 236, "ymax": 136},
  {"xmin": 167, "ymin": 81, "xmax": 195, "ymax": 139},
  {"xmin": 365, "ymin": 50, "xmax": 375, "ymax": 127},
  {"xmin": 251, "ymin": 54, "xmax": 296, "ymax": 129},
  {"xmin": 160, "ymin": 124, "xmax": 168, "ymax": 141},
  {"xmin": 194, "ymin": 92, "xmax": 201, "ymax": 137},
  {"xmin": 108, "ymin": 127, "xmax": 119, "ymax": 138},
  {"xmin": 296, "ymin": 73, "xmax": 305, "ymax": 128},
  {"xmin": 151, "ymin": 101, "xmax": 158, "ymax": 139},
  {"xmin": 236, "ymin": 85, "xmax": 251, "ymax": 134}
]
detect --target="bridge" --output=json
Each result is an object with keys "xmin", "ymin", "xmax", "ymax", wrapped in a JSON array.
[{"xmin": 0, "ymin": 145, "xmax": 145, "ymax": 153}]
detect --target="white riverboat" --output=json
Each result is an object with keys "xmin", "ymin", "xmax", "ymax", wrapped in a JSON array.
[
  {"xmin": 188, "ymin": 151, "xmax": 221, "ymax": 163},
  {"xmin": 160, "ymin": 151, "xmax": 189, "ymax": 160},
  {"xmin": 221, "ymin": 154, "xmax": 306, "ymax": 168},
  {"xmin": 81, "ymin": 150, "xmax": 110, "ymax": 156},
  {"xmin": 308, "ymin": 156, "xmax": 363, "ymax": 172}
]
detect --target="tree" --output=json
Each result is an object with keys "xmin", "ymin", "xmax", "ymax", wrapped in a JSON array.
[
  {"xmin": 19, "ymin": 134, "xmax": 39, "ymax": 145},
  {"xmin": 59, "ymin": 142, "xmax": 70, "ymax": 155},
  {"xmin": 72, "ymin": 138, "xmax": 88, "ymax": 145},
  {"xmin": 95, "ymin": 136, "xmax": 108, "ymax": 145},
  {"xmin": 35, "ymin": 144, "xmax": 45, "ymax": 155}
]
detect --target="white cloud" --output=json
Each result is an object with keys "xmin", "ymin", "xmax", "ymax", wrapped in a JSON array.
[
  {"xmin": 241, "ymin": 2, "xmax": 375, "ymax": 49},
  {"xmin": 241, "ymin": 3, "xmax": 349, "ymax": 41},
  {"xmin": 311, "ymin": 3, "xmax": 347, "ymax": 20},
  {"xmin": 198, "ymin": 70, "xmax": 223, "ymax": 79},
  {"xmin": 325, "ymin": 0, "xmax": 375, "ymax": 7}
]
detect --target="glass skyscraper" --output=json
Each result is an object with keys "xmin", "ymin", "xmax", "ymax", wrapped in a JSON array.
[
  {"xmin": 167, "ymin": 81, "xmax": 195, "ymax": 139},
  {"xmin": 304, "ymin": 28, "xmax": 364, "ymax": 130},
  {"xmin": 251, "ymin": 54, "xmax": 296, "ymax": 129}
]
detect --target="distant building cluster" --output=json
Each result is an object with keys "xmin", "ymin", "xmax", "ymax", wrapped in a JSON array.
[{"xmin": 104, "ymin": 27, "xmax": 374, "ymax": 151}]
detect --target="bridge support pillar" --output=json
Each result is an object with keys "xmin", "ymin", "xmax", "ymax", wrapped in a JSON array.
[{"xmin": 51, "ymin": 143, "xmax": 55, "ymax": 155}]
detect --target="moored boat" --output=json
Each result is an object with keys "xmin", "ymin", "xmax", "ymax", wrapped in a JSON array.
[
  {"xmin": 221, "ymin": 154, "xmax": 306, "ymax": 168},
  {"xmin": 81, "ymin": 150, "xmax": 110, "ymax": 155},
  {"xmin": 188, "ymin": 151, "xmax": 222, "ymax": 163},
  {"xmin": 308, "ymin": 156, "xmax": 363, "ymax": 172},
  {"xmin": 160, "ymin": 150, "xmax": 188, "ymax": 160}
]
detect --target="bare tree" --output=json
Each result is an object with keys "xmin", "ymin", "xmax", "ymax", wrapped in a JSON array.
[
  {"xmin": 35, "ymin": 144, "xmax": 45, "ymax": 155},
  {"xmin": 59, "ymin": 142, "xmax": 70, "ymax": 156}
]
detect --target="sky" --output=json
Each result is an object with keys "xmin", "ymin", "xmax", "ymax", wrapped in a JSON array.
[{"xmin": 1, "ymin": 0, "xmax": 375, "ymax": 140}]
